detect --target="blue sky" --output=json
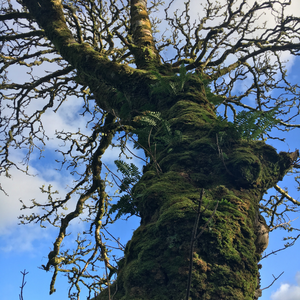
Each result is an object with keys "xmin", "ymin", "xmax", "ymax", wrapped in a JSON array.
[
  {"xmin": 0, "ymin": 130, "xmax": 145, "ymax": 300},
  {"xmin": 1, "ymin": 97, "xmax": 300, "ymax": 300},
  {"xmin": 1, "ymin": 1, "xmax": 300, "ymax": 299},
  {"xmin": 1, "ymin": 65, "xmax": 300, "ymax": 300}
]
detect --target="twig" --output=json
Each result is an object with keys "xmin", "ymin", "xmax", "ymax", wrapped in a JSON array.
[
  {"xmin": 105, "ymin": 261, "xmax": 111, "ymax": 300},
  {"xmin": 269, "ymin": 217, "xmax": 298, "ymax": 232},
  {"xmin": 111, "ymin": 109, "xmax": 162, "ymax": 174},
  {"xmin": 125, "ymin": 145, "xmax": 148, "ymax": 163},
  {"xmin": 261, "ymin": 271, "xmax": 284, "ymax": 291},
  {"xmin": 186, "ymin": 189, "xmax": 204, "ymax": 300},
  {"xmin": 102, "ymin": 227, "xmax": 125, "ymax": 250},
  {"xmin": 0, "ymin": 183, "xmax": 9, "ymax": 196},
  {"xmin": 62, "ymin": 4, "xmax": 83, "ymax": 44},
  {"xmin": 111, "ymin": 281, "xmax": 118, "ymax": 300},
  {"xmin": 129, "ymin": 131, "xmax": 162, "ymax": 174},
  {"xmin": 195, "ymin": 201, "xmax": 219, "ymax": 240},
  {"xmin": 261, "ymin": 241, "xmax": 296, "ymax": 260},
  {"xmin": 103, "ymin": 163, "xmax": 133, "ymax": 197},
  {"xmin": 19, "ymin": 269, "xmax": 29, "ymax": 300}
]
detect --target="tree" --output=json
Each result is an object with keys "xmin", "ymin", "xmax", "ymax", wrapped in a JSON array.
[{"xmin": 1, "ymin": 0, "xmax": 300, "ymax": 299}]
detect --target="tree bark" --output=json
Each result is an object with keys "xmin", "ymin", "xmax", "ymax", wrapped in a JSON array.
[
  {"xmin": 20, "ymin": 1, "xmax": 298, "ymax": 299},
  {"xmin": 130, "ymin": 0, "xmax": 161, "ymax": 69},
  {"xmin": 95, "ymin": 81, "xmax": 296, "ymax": 300}
]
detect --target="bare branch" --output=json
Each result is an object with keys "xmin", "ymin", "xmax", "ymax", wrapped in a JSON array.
[
  {"xmin": 19, "ymin": 270, "xmax": 29, "ymax": 300},
  {"xmin": 274, "ymin": 184, "xmax": 300, "ymax": 205},
  {"xmin": 0, "ymin": 30, "xmax": 44, "ymax": 41},
  {"xmin": 261, "ymin": 271, "xmax": 284, "ymax": 291}
]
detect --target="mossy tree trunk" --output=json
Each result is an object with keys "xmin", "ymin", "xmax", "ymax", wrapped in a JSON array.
[
  {"xmin": 18, "ymin": 1, "xmax": 299, "ymax": 299},
  {"xmin": 96, "ymin": 81, "xmax": 295, "ymax": 300}
]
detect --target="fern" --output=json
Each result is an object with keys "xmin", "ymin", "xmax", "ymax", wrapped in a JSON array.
[
  {"xmin": 177, "ymin": 62, "xmax": 192, "ymax": 91},
  {"xmin": 134, "ymin": 111, "xmax": 182, "ymax": 151},
  {"xmin": 114, "ymin": 160, "xmax": 141, "ymax": 192},
  {"xmin": 200, "ymin": 74, "xmax": 279, "ymax": 141},
  {"xmin": 150, "ymin": 63, "xmax": 192, "ymax": 96},
  {"xmin": 138, "ymin": 111, "xmax": 163, "ymax": 128},
  {"xmin": 133, "ymin": 111, "xmax": 164, "ymax": 149},
  {"xmin": 219, "ymin": 198, "xmax": 236, "ymax": 208},
  {"xmin": 197, "ymin": 74, "xmax": 226, "ymax": 106},
  {"xmin": 109, "ymin": 194, "xmax": 139, "ymax": 219},
  {"xmin": 234, "ymin": 109, "xmax": 279, "ymax": 140},
  {"xmin": 109, "ymin": 160, "xmax": 141, "ymax": 219}
]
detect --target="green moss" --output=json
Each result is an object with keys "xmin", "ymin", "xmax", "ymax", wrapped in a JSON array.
[
  {"xmin": 96, "ymin": 96, "xmax": 294, "ymax": 300},
  {"xmin": 227, "ymin": 147, "xmax": 262, "ymax": 187},
  {"xmin": 167, "ymin": 100, "xmax": 216, "ymax": 130}
]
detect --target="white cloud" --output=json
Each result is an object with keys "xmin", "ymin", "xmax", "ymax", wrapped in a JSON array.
[
  {"xmin": 159, "ymin": 0, "xmax": 300, "ymax": 69},
  {"xmin": 0, "ymin": 134, "xmax": 144, "ymax": 253},
  {"xmin": 0, "ymin": 165, "xmax": 69, "ymax": 252},
  {"xmin": 0, "ymin": 223, "xmax": 51, "ymax": 253},
  {"xmin": 271, "ymin": 272, "xmax": 300, "ymax": 300},
  {"xmin": 41, "ymin": 97, "xmax": 90, "ymax": 141},
  {"xmin": 0, "ymin": 169, "xmax": 45, "ymax": 230}
]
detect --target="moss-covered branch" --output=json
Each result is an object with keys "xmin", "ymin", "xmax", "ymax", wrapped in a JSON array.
[
  {"xmin": 22, "ymin": 0, "xmax": 154, "ymax": 110},
  {"xmin": 129, "ymin": 0, "xmax": 161, "ymax": 70}
]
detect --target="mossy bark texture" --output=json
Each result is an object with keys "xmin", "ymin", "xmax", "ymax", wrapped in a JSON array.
[
  {"xmin": 97, "ymin": 86, "xmax": 294, "ymax": 300},
  {"xmin": 21, "ymin": 1, "xmax": 296, "ymax": 298}
]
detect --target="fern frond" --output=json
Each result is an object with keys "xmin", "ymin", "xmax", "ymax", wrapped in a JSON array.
[
  {"xmin": 150, "ymin": 63, "xmax": 192, "ymax": 96},
  {"xmin": 234, "ymin": 109, "xmax": 279, "ymax": 140},
  {"xmin": 114, "ymin": 160, "xmax": 141, "ymax": 192},
  {"xmin": 109, "ymin": 160, "xmax": 142, "ymax": 219}
]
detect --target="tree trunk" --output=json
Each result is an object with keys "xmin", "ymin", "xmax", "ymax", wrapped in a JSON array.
[
  {"xmin": 96, "ymin": 79, "xmax": 294, "ymax": 300},
  {"xmin": 4, "ymin": 1, "xmax": 299, "ymax": 299}
]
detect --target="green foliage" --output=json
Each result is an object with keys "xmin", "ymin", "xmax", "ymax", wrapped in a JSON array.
[
  {"xmin": 150, "ymin": 63, "xmax": 192, "ymax": 96},
  {"xmin": 109, "ymin": 87, "xmax": 132, "ymax": 118},
  {"xmin": 109, "ymin": 194, "xmax": 139, "ymax": 219},
  {"xmin": 167, "ymin": 234, "xmax": 180, "ymax": 249},
  {"xmin": 213, "ymin": 109, "xmax": 279, "ymax": 142},
  {"xmin": 234, "ymin": 109, "xmax": 279, "ymax": 140},
  {"xmin": 151, "ymin": 64, "xmax": 224, "ymax": 105},
  {"xmin": 134, "ymin": 111, "xmax": 182, "ymax": 152},
  {"xmin": 109, "ymin": 160, "xmax": 141, "ymax": 219},
  {"xmin": 137, "ymin": 111, "xmax": 163, "ymax": 128},
  {"xmin": 110, "ymin": 110, "xmax": 184, "ymax": 219},
  {"xmin": 200, "ymin": 75, "xmax": 278, "ymax": 140},
  {"xmin": 114, "ymin": 159, "xmax": 141, "ymax": 192},
  {"xmin": 199, "ymin": 74, "xmax": 225, "ymax": 106}
]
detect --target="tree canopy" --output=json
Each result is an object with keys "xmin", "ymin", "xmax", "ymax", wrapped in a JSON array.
[{"xmin": 1, "ymin": 0, "xmax": 300, "ymax": 299}]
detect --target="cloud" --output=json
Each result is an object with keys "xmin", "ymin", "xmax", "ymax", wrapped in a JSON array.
[
  {"xmin": 271, "ymin": 272, "xmax": 300, "ymax": 300},
  {"xmin": 0, "ymin": 165, "xmax": 68, "ymax": 252},
  {"xmin": 0, "ymin": 223, "xmax": 51, "ymax": 253},
  {"xmin": 0, "ymin": 169, "xmax": 44, "ymax": 230},
  {"xmin": 158, "ymin": 0, "xmax": 300, "ymax": 69},
  {"xmin": 0, "ymin": 134, "xmax": 144, "ymax": 253}
]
